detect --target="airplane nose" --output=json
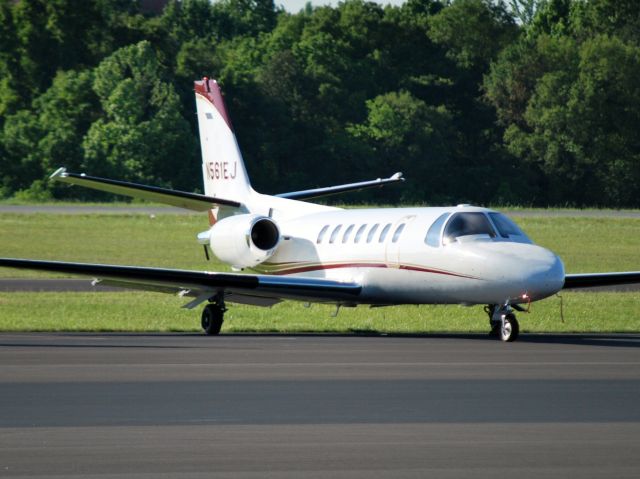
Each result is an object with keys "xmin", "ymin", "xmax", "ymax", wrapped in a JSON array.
[
  {"xmin": 521, "ymin": 245, "xmax": 565, "ymax": 300},
  {"xmin": 476, "ymin": 242, "xmax": 565, "ymax": 302}
]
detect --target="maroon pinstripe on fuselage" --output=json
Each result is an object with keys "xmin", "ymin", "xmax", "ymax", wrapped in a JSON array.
[{"xmin": 257, "ymin": 260, "xmax": 481, "ymax": 280}]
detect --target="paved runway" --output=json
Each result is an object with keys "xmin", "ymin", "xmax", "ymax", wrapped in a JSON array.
[{"xmin": 1, "ymin": 333, "xmax": 640, "ymax": 478}]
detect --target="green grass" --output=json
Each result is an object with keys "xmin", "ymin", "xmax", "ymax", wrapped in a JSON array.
[
  {"xmin": 0, "ymin": 213, "xmax": 225, "ymax": 277},
  {"xmin": 1, "ymin": 209, "xmax": 639, "ymax": 332},
  {"xmin": 0, "ymin": 291, "xmax": 638, "ymax": 333},
  {"xmin": 518, "ymin": 216, "xmax": 640, "ymax": 273}
]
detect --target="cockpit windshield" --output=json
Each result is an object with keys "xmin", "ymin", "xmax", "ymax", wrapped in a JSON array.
[
  {"xmin": 443, "ymin": 212, "xmax": 496, "ymax": 244},
  {"xmin": 488, "ymin": 213, "xmax": 531, "ymax": 243}
]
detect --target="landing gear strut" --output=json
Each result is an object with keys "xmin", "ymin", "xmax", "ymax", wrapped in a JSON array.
[
  {"xmin": 485, "ymin": 304, "xmax": 519, "ymax": 342},
  {"xmin": 201, "ymin": 294, "xmax": 226, "ymax": 335}
]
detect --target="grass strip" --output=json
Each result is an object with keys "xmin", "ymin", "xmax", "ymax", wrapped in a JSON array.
[
  {"xmin": 1, "ymin": 291, "xmax": 638, "ymax": 333},
  {"xmin": 1, "ymin": 211, "xmax": 639, "ymax": 333}
]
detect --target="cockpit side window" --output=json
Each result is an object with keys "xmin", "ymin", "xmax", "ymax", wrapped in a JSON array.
[
  {"xmin": 425, "ymin": 213, "xmax": 450, "ymax": 247},
  {"xmin": 443, "ymin": 212, "xmax": 496, "ymax": 244}
]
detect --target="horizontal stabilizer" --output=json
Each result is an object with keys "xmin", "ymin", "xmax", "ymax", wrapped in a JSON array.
[
  {"xmin": 50, "ymin": 168, "xmax": 243, "ymax": 212},
  {"xmin": 277, "ymin": 172, "xmax": 404, "ymax": 201},
  {"xmin": 563, "ymin": 272, "xmax": 640, "ymax": 289}
]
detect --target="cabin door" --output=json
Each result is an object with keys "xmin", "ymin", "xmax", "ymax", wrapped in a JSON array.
[{"xmin": 385, "ymin": 215, "xmax": 415, "ymax": 266}]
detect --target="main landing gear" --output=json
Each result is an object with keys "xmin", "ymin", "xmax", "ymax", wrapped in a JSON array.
[
  {"xmin": 485, "ymin": 304, "xmax": 519, "ymax": 342},
  {"xmin": 201, "ymin": 294, "xmax": 226, "ymax": 335}
]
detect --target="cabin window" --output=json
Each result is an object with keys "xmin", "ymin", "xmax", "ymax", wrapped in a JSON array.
[
  {"xmin": 379, "ymin": 223, "xmax": 392, "ymax": 243},
  {"xmin": 354, "ymin": 224, "xmax": 367, "ymax": 243},
  {"xmin": 425, "ymin": 213, "xmax": 450, "ymax": 247},
  {"xmin": 317, "ymin": 225, "xmax": 329, "ymax": 244},
  {"xmin": 443, "ymin": 212, "xmax": 496, "ymax": 244},
  {"xmin": 342, "ymin": 224, "xmax": 355, "ymax": 243},
  {"xmin": 392, "ymin": 224, "xmax": 405, "ymax": 243},
  {"xmin": 329, "ymin": 225, "xmax": 342, "ymax": 244},
  {"xmin": 366, "ymin": 224, "xmax": 379, "ymax": 243}
]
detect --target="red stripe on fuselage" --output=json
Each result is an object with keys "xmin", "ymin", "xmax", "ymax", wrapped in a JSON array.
[
  {"xmin": 264, "ymin": 262, "xmax": 480, "ymax": 280},
  {"xmin": 270, "ymin": 262, "xmax": 388, "ymax": 275},
  {"xmin": 397, "ymin": 264, "xmax": 479, "ymax": 279}
]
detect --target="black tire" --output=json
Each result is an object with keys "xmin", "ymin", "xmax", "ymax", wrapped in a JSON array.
[
  {"xmin": 201, "ymin": 304, "xmax": 224, "ymax": 335},
  {"xmin": 489, "ymin": 322, "xmax": 501, "ymax": 337},
  {"xmin": 500, "ymin": 314, "xmax": 519, "ymax": 342}
]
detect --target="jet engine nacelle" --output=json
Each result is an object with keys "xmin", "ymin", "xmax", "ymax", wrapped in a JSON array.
[{"xmin": 200, "ymin": 214, "xmax": 281, "ymax": 269}]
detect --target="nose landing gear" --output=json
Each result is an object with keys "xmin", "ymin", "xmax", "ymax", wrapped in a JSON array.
[{"xmin": 485, "ymin": 304, "xmax": 520, "ymax": 342}]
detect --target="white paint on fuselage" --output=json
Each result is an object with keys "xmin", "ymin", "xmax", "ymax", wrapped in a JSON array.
[{"xmin": 256, "ymin": 205, "xmax": 565, "ymax": 306}]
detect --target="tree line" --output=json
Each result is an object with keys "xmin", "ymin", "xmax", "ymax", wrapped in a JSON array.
[{"xmin": 0, "ymin": 0, "xmax": 638, "ymax": 207}]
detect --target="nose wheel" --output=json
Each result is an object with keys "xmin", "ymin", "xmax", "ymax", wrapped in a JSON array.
[
  {"xmin": 486, "ymin": 305, "xmax": 520, "ymax": 342},
  {"xmin": 499, "ymin": 313, "xmax": 519, "ymax": 342}
]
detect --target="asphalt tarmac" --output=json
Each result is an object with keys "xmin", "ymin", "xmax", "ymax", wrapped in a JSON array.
[{"xmin": 1, "ymin": 333, "xmax": 639, "ymax": 478}]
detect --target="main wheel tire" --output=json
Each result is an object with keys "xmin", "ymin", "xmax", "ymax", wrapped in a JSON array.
[
  {"xmin": 500, "ymin": 314, "xmax": 519, "ymax": 342},
  {"xmin": 201, "ymin": 304, "xmax": 224, "ymax": 335}
]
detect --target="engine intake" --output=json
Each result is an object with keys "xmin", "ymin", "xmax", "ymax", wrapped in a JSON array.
[
  {"xmin": 200, "ymin": 214, "xmax": 281, "ymax": 269},
  {"xmin": 250, "ymin": 217, "xmax": 280, "ymax": 251}
]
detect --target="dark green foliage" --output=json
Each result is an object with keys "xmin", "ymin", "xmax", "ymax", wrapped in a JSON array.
[
  {"xmin": 83, "ymin": 41, "xmax": 196, "ymax": 191},
  {"xmin": 0, "ymin": 0, "xmax": 638, "ymax": 207},
  {"xmin": 485, "ymin": 0, "xmax": 640, "ymax": 206},
  {"xmin": 1, "ymin": 70, "xmax": 98, "ymax": 196}
]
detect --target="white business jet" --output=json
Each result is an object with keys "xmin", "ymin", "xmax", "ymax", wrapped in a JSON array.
[{"xmin": 2, "ymin": 78, "xmax": 639, "ymax": 341}]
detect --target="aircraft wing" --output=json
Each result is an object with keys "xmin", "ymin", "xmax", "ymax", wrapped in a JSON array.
[
  {"xmin": 50, "ymin": 168, "xmax": 245, "ymax": 212},
  {"xmin": 277, "ymin": 172, "xmax": 404, "ymax": 200},
  {"xmin": 563, "ymin": 272, "xmax": 640, "ymax": 289},
  {"xmin": 0, "ymin": 258, "xmax": 362, "ymax": 308}
]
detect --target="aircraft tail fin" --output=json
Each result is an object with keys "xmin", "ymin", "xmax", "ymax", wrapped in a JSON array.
[{"xmin": 194, "ymin": 79, "xmax": 253, "ymax": 214}]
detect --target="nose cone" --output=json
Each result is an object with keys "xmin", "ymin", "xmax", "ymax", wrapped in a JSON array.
[
  {"xmin": 473, "ymin": 242, "xmax": 565, "ymax": 302},
  {"xmin": 523, "ymin": 245, "xmax": 565, "ymax": 300}
]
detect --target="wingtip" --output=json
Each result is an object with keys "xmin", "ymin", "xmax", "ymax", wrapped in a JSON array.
[
  {"xmin": 390, "ymin": 172, "xmax": 404, "ymax": 181},
  {"xmin": 50, "ymin": 167, "xmax": 68, "ymax": 180}
]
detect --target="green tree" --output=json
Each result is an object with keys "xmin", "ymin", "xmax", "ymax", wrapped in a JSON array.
[
  {"xmin": 82, "ymin": 41, "xmax": 196, "ymax": 191},
  {"xmin": 508, "ymin": 0, "xmax": 544, "ymax": 25},
  {"xmin": 427, "ymin": 0, "xmax": 521, "ymax": 204},
  {"xmin": 486, "ymin": 1, "xmax": 640, "ymax": 206},
  {"xmin": 6, "ymin": 0, "xmax": 150, "ymax": 104},
  {"xmin": 569, "ymin": 0, "xmax": 640, "ymax": 44},
  {"xmin": 428, "ymin": 0, "xmax": 517, "ymax": 71},
  {"xmin": 1, "ymin": 70, "xmax": 98, "ymax": 197},
  {"xmin": 504, "ymin": 35, "xmax": 640, "ymax": 206},
  {"xmin": 0, "ymin": 110, "xmax": 41, "ymax": 196},
  {"xmin": 0, "ymin": 0, "xmax": 22, "ymax": 118},
  {"xmin": 212, "ymin": 0, "xmax": 279, "ymax": 38},
  {"xmin": 349, "ymin": 91, "xmax": 455, "ymax": 202}
]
